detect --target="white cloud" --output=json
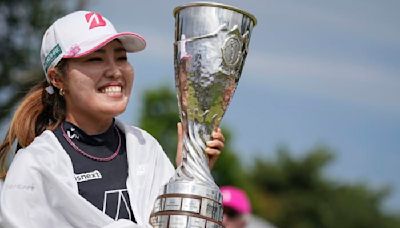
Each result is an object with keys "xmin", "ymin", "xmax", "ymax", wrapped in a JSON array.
[
  {"xmin": 245, "ymin": 51, "xmax": 400, "ymax": 114},
  {"xmin": 262, "ymin": 0, "xmax": 400, "ymax": 46}
]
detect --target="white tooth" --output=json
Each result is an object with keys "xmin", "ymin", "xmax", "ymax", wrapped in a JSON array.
[{"xmin": 102, "ymin": 86, "xmax": 121, "ymax": 93}]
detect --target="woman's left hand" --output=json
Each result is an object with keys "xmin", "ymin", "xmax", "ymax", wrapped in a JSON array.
[
  {"xmin": 176, "ymin": 123, "xmax": 225, "ymax": 169},
  {"xmin": 205, "ymin": 128, "xmax": 225, "ymax": 169}
]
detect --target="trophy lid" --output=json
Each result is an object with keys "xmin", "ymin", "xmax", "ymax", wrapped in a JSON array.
[{"xmin": 173, "ymin": 1, "xmax": 257, "ymax": 26}]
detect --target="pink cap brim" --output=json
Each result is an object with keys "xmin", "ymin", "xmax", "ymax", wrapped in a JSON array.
[{"xmin": 63, "ymin": 32, "xmax": 146, "ymax": 58}]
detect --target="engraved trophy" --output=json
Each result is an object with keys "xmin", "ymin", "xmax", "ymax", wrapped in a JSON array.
[{"xmin": 150, "ymin": 2, "xmax": 256, "ymax": 227}]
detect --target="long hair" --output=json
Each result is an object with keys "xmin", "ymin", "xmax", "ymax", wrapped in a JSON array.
[{"xmin": 0, "ymin": 60, "xmax": 68, "ymax": 179}]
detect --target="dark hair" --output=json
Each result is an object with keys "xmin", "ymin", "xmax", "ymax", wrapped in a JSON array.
[
  {"xmin": 0, "ymin": 60, "xmax": 68, "ymax": 179},
  {"xmin": 223, "ymin": 206, "xmax": 242, "ymax": 219}
]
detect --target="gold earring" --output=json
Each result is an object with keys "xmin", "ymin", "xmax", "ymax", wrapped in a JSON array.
[{"xmin": 59, "ymin": 88, "xmax": 64, "ymax": 96}]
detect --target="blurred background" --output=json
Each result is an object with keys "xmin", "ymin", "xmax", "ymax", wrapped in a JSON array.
[{"xmin": 1, "ymin": 0, "xmax": 399, "ymax": 227}]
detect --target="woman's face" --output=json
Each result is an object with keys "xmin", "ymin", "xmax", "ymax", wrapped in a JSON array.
[{"xmin": 62, "ymin": 40, "xmax": 134, "ymax": 121}]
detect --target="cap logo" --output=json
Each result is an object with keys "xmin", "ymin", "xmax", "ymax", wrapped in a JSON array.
[
  {"xmin": 66, "ymin": 45, "xmax": 81, "ymax": 57},
  {"xmin": 44, "ymin": 44, "xmax": 62, "ymax": 72},
  {"xmin": 85, "ymin": 12, "xmax": 106, "ymax": 29}
]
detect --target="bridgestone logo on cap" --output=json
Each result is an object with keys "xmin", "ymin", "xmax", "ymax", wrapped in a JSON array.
[{"xmin": 44, "ymin": 44, "xmax": 62, "ymax": 72}]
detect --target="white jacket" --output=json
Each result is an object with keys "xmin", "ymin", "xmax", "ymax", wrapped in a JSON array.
[{"xmin": 0, "ymin": 122, "xmax": 175, "ymax": 228}]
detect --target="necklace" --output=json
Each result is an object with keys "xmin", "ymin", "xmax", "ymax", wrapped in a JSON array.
[{"xmin": 61, "ymin": 123, "xmax": 121, "ymax": 162}]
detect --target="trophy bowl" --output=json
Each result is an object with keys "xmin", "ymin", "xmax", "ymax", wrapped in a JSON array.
[{"xmin": 150, "ymin": 2, "xmax": 256, "ymax": 227}]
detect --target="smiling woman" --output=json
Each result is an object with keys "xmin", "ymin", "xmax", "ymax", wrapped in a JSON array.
[
  {"xmin": 0, "ymin": 10, "xmax": 225, "ymax": 228},
  {"xmin": 53, "ymin": 41, "xmax": 135, "ymax": 134}
]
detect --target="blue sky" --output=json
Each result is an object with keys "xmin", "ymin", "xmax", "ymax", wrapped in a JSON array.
[{"xmin": 88, "ymin": 0, "xmax": 400, "ymax": 211}]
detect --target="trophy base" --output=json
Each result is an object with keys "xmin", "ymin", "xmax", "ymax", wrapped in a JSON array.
[{"xmin": 150, "ymin": 181, "xmax": 224, "ymax": 228}]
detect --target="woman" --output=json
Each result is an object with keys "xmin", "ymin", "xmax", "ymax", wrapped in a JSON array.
[
  {"xmin": 221, "ymin": 186, "xmax": 252, "ymax": 228},
  {"xmin": 0, "ymin": 11, "xmax": 224, "ymax": 228}
]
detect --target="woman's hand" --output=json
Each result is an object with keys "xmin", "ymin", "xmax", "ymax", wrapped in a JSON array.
[{"xmin": 176, "ymin": 123, "xmax": 225, "ymax": 169}]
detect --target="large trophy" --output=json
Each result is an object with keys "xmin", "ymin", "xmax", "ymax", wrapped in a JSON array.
[{"xmin": 150, "ymin": 2, "xmax": 256, "ymax": 227}]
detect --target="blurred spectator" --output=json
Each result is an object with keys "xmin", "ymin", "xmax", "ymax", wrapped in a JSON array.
[{"xmin": 221, "ymin": 186, "xmax": 251, "ymax": 228}]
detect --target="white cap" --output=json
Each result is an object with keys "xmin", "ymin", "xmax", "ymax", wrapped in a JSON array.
[{"xmin": 41, "ymin": 11, "xmax": 146, "ymax": 81}]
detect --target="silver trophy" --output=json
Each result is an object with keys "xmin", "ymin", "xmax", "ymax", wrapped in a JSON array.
[{"xmin": 150, "ymin": 2, "xmax": 256, "ymax": 227}]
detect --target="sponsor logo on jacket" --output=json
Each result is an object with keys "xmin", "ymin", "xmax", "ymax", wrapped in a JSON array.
[{"xmin": 75, "ymin": 170, "xmax": 102, "ymax": 183}]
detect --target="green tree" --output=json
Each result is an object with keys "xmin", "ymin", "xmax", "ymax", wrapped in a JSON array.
[
  {"xmin": 0, "ymin": 0, "xmax": 86, "ymax": 122},
  {"xmin": 138, "ymin": 86, "xmax": 248, "ymax": 188},
  {"xmin": 139, "ymin": 86, "xmax": 180, "ymax": 162},
  {"xmin": 250, "ymin": 146, "xmax": 400, "ymax": 228},
  {"xmin": 138, "ymin": 85, "xmax": 400, "ymax": 227},
  {"xmin": 211, "ymin": 128, "xmax": 251, "ymax": 191}
]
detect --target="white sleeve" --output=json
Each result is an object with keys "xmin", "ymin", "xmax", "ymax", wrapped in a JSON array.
[
  {"xmin": 0, "ymin": 151, "xmax": 61, "ymax": 228},
  {"xmin": 123, "ymin": 126, "xmax": 175, "ymax": 227},
  {"xmin": 0, "ymin": 129, "xmax": 167, "ymax": 228},
  {"xmin": 0, "ymin": 150, "xmax": 136, "ymax": 228}
]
